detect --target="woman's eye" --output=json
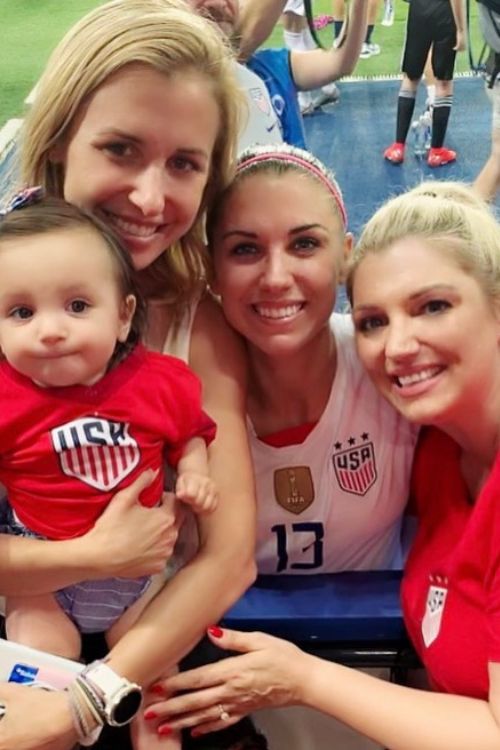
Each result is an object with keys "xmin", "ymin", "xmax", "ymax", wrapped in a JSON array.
[
  {"xmin": 10, "ymin": 306, "xmax": 33, "ymax": 320},
  {"xmin": 422, "ymin": 299, "xmax": 451, "ymax": 315},
  {"xmin": 69, "ymin": 300, "xmax": 89, "ymax": 314},
  {"xmin": 230, "ymin": 244, "xmax": 258, "ymax": 257},
  {"xmin": 356, "ymin": 315, "xmax": 385, "ymax": 333},
  {"xmin": 293, "ymin": 236, "xmax": 319, "ymax": 251},
  {"xmin": 103, "ymin": 142, "xmax": 134, "ymax": 158},
  {"xmin": 170, "ymin": 156, "xmax": 199, "ymax": 173}
]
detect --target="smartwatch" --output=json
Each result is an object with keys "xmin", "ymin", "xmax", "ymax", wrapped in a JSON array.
[{"xmin": 80, "ymin": 661, "xmax": 143, "ymax": 727}]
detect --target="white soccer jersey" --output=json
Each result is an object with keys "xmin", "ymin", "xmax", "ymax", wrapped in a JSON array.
[
  {"xmin": 251, "ymin": 314, "xmax": 419, "ymax": 574},
  {"xmin": 234, "ymin": 62, "xmax": 283, "ymax": 151}
]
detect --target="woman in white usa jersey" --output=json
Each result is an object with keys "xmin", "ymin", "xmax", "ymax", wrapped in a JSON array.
[{"xmin": 208, "ymin": 143, "xmax": 418, "ymax": 577}]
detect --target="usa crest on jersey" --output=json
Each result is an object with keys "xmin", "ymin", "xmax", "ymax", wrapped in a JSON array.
[
  {"xmin": 421, "ymin": 583, "xmax": 448, "ymax": 647},
  {"xmin": 332, "ymin": 439, "xmax": 377, "ymax": 496},
  {"xmin": 249, "ymin": 86, "xmax": 271, "ymax": 115},
  {"xmin": 51, "ymin": 417, "xmax": 140, "ymax": 491}
]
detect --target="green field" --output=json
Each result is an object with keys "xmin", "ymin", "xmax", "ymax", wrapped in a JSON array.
[{"xmin": 0, "ymin": 0, "xmax": 483, "ymax": 128}]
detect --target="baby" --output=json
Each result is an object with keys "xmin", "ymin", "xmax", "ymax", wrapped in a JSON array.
[{"xmin": 0, "ymin": 190, "xmax": 217, "ymax": 663}]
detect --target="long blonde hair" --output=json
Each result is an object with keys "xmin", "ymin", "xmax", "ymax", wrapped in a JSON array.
[{"xmin": 20, "ymin": 0, "xmax": 244, "ymax": 308}]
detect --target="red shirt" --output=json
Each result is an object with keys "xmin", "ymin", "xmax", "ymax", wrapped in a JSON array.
[
  {"xmin": 402, "ymin": 427, "xmax": 500, "ymax": 698},
  {"xmin": 0, "ymin": 345, "xmax": 215, "ymax": 540}
]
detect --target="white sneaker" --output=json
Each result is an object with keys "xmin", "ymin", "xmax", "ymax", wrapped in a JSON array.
[
  {"xmin": 312, "ymin": 82, "xmax": 340, "ymax": 107},
  {"xmin": 381, "ymin": 1, "xmax": 394, "ymax": 26},
  {"xmin": 360, "ymin": 42, "xmax": 381, "ymax": 58},
  {"xmin": 298, "ymin": 91, "xmax": 315, "ymax": 115},
  {"xmin": 360, "ymin": 42, "xmax": 371, "ymax": 58}
]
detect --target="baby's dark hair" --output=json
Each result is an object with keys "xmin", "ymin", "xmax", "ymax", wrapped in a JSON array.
[{"xmin": 0, "ymin": 195, "xmax": 146, "ymax": 364}]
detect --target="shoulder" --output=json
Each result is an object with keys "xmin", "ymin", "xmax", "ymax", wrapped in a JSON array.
[
  {"xmin": 141, "ymin": 348, "xmax": 201, "ymax": 389},
  {"xmin": 330, "ymin": 313, "xmax": 359, "ymax": 364},
  {"xmin": 191, "ymin": 294, "xmax": 245, "ymax": 357},
  {"xmin": 248, "ymin": 48, "xmax": 290, "ymax": 72},
  {"xmin": 190, "ymin": 294, "xmax": 248, "ymax": 397}
]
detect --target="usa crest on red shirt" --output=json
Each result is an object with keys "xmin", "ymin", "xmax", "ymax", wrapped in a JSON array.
[
  {"xmin": 51, "ymin": 416, "xmax": 140, "ymax": 491},
  {"xmin": 421, "ymin": 583, "xmax": 448, "ymax": 647}
]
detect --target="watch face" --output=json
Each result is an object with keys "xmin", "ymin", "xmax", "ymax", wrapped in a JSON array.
[{"xmin": 112, "ymin": 689, "xmax": 143, "ymax": 726}]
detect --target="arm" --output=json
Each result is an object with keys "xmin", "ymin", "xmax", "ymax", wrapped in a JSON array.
[
  {"xmin": 290, "ymin": 0, "xmax": 368, "ymax": 90},
  {"xmin": 237, "ymin": 0, "xmax": 288, "ymax": 60},
  {"xmin": 105, "ymin": 295, "xmax": 257, "ymax": 685},
  {"xmin": 450, "ymin": 0, "xmax": 466, "ymax": 50},
  {"xmin": 154, "ymin": 629, "xmax": 500, "ymax": 750},
  {"xmin": 0, "ymin": 471, "xmax": 178, "ymax": 595}
]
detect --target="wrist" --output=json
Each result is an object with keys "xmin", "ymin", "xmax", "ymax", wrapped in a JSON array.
[{"xmin": 80, "ymin": 660, "xmax": 143, "ymax": 726}]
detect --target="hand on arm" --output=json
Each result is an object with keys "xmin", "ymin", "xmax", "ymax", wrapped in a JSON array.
[
  {"xmin": 105, "ymin": 296, "xmax": 257, "ymax": 686},
  {"xmin": 0, "ymin": 470, "xmax": 179, "ymax": 595},
  {"xmin": 150, "ymin": 629, "xmax": 500, "ymax": 750},
  {"xmin": 291, "ymin": 0, "xmax": 369, "ymax": 89}
]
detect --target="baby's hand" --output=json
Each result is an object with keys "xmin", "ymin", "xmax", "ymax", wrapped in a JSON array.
[{"xmin": 175, "ymin": 472, "xmax": 218, "ymax": 514}]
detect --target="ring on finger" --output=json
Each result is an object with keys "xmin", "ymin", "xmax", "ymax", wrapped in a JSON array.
[{"xmin": 217, "ymin": 703, "xmax": 230, "ymax": 722}]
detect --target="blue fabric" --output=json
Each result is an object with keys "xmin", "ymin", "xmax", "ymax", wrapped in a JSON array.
[
  {"xmin": 3, "ymin": 504, "xmax": 150, "ymax": 633},
  {"xmin": 247, "ymin": 49, "xmax": 307, "ymax": 149}
]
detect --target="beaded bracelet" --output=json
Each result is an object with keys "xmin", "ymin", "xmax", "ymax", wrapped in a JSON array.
[{"xmin": 66, "ymin": 679, "xmax": 104, "ymax": 747}]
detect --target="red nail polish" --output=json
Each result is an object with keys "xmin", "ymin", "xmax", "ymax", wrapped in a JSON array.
[
  {"xmin": 207, "ymin": 625, "xmax": 223, "ymax": 638},
  {"xmin": 158, "ymin": 725, "xmax": 172, "ymax": 736},
  {"xmin": 144, "ymin": 710, "xmax": 158, "ymax": 721},
  {"xmin": 150, "ymin": 684, "xmax": 165, "ymax": 696}
]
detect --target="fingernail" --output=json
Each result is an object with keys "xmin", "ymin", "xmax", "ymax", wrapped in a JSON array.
[
  {"xmin": 150, "ymin": 683, "xmax": 165, "ymax": 696},
  {"xmin": 144, "ymin": 710, "xmax": 158, "ymax": 721},
  {"xmin": 207, "ymin": 625, "xmax": 223, "ymax": 638},
  {"xmin": 158, "ymin": 725, "xmax": 172, "ymax": 736}
]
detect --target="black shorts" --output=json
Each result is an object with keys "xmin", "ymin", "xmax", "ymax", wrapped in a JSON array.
[{"xmin": 402, "ymin": 0, "xmax": 457, "ymax": 81}]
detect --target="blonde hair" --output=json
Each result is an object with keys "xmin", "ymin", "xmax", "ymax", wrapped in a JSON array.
[
  {"xmin": 346, "ymin": 181, "xmax": 500, "ymax": 307},
  {"xmin": 20, "ymin": 0, "xmax": 244, "ymax": 308}
]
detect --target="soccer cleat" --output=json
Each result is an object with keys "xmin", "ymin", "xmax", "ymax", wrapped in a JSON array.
[
  {"xmin": 427, "ymin": 146, "xmax": 456, "ymax": 167},
  {"xmin": 384, "ymin": 142, "xmax": 405, "ymax": 164}
]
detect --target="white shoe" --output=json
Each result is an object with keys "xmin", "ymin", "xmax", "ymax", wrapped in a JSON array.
[
  {"xmin": 298, "ymin": 91, "xmax": 315, "ymax": 115},
  {"xmin": 360, "ymin": 42, "xmax": 381, "ymax": 58},
  {"xmin": 312, "ymin": 82, "xmax": 340, "ymax": 107},
  {"xmin": 381, "ymin": 1, "xmax": 394, "ymax": 26}
]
